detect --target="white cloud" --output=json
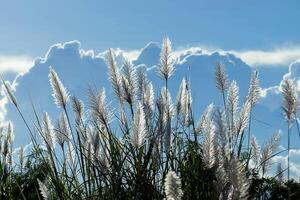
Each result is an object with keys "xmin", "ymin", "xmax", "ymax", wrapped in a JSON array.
[
  {"xmin": 232, "ymin": 47, "xmax": 300, "ymax": 67},
  {"xmin": 1, "ymin": 42, "xmax": 299, "ymax": 78},
  {"xmin": 175, "ymin": 43, "xmax": 300, "ymax": 67},
  {"xmin": 0, "ymin": 55, "xmax": 33, "ymax": 74}
]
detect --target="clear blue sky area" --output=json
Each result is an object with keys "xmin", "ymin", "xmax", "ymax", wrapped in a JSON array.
[{"xmin": 0, "ymin": 0, "xmax": 299, "ymax": 56}]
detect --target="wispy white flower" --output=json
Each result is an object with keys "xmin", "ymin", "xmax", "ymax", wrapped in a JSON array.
[
  {"xmin": 215, "ymin": 62, "xmax": 228, "ymax": 93},
  {"xmin": 55, "ymin": 112, "xmax": 71, "ymax": 149},
  {"xmin": 160, "ymin": 87, "xmax": 173, "ymax": 153},
  {"xmin": 42, "ymin": 112, "xmax": 55, "ymax": 151},
  {"xmin": 201, "ymin": 106, "xmax": 216, "ymax": 168},
  {"xmin": 226, "ymin": 80, "xmax": 239, "ymax": 135},
  {"xmin": 6, "ymin": 122, "xmax": 13, "ymax": 145},
  {"xmin": 89, "ymin": 88, "xmax": 113, "ymax": 126},
  {"xmin": 2, "ymin": 80, "xmax": 18, "ymax": 107},
  {"xmin": 131, "ymin": 102, "xmax": 146, "ymax": 148},
  {"xmin": 71, "ymin": 96, "xmax": 84, "ymax": 121},
  {"xmin": 176, "ymin": 78, "xmax": 192, "ymax": 126},
  {"xmin": 158, "ymin": 37, "xmax": 174, "ymax": 81},
  {"xmin": 49, "ymin": 67, "xmax": 69, "ymax": 109},
  {"xmin": 106, "ymin": 49, "xmax": 123, "ymax": 102},
  {"xmin": 121, "ymin": 59, "xmax": 136, "ymax": 105},
  {"xmin": 261, "ymin": 131, "xmax": 281, "ymax": 175},
  {"xmin": 196, "ymin": 103, "xmax": 214, "ymax": 133},
  {"xmin": 143, "ymin": 82, "xmax": 155, "ymax": 119},
  {"xmin": 281, "ymin": 78, "xmax": 298, "ymax": 121},
  {"xmin": 165, "ymin": 171, "xmax": 183, "ymax": 200},
  {"xmin": 228, "ymin": 158, "xmax": 249, "ymax": 199},
  {"xmin": 251, "ymin": 136, "xmax": 260, "ymax": 166},
  {"xmin": 247, "ymin": 71, "xmax": 260, "ymax": 107},
  {"xmin": 236, "ymin": 100, "xmax": 251, "ymax": 134},
  {"xmin": 67, "ymin": 141, "xmax": 75, "ymax": 166},
  {"xmin": 38, "ymin": 178, "xmax": 49, "ymax": 200}
]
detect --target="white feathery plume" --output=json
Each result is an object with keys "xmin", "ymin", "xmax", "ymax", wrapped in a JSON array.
[
  {"xmin": 131, "ymin": 102, "xmax": 146, "ymax": 149},
  {"xmin": 136, "ymin": 67, "xmax": 147, "ymax": 101},
  {"xmin": 49, "ymin": 67, "xmax": 69, "ymax": 109},
  {"xmin": 42, "ymin": 112, "xmax": 55, "ymax": 151},
  {"xmin": 66, "ymin": 141, "xmax": 75, "ymax": 166},
  {"xmin": 177, "ymin": 78, "xmax": 192, "ymax": 126},
  {"xmin": 2, "ymin": 135, "xmax": 9, "ymax": 159},
  {"xmin": 215, "ymin": 109, "xmax": 228, "ymax": 149},
  {"xmin": 215, "ymin": 158, "xmax": 228, "ymax": 198},
  {"xmin": 71, "ymin": 96, "xmax": 84, "ymax": 121},
  {"xmin": 6, "ymin": 122, "xmax": 13, "ymax": 145},
  {"xmin": 226, "ymin": 81, "xmax": 239, "ymax": 136},
  {"xmin": 175, "ymin": 79, "xmax": 183, "ymax": 116},
  {"xmin": 161, "ymin": 87, "xmax": 174, "ymax": 119},
  {"xmin": 227, "ymin": 80, "xmax": 239, "ymax": 117},
  {"xmin": 55, "ymin": 112, "xmax": 71, "ymax": 149},
  {"xmin": 5, "ymin": 123, "xmax": 13, "ymax": 166},
  {"xmin": 228, "ymin": 157, "xmax": 249, "ymax": 199},
  {"xmin": 38, "ymin": 178, "xmax": 49, "ymax": 200},
  {"xmin": 2, "ymin": 80, "xmax": 18, "ymax": 107},
  {"xmin": 202, "ymin": 109, "xmax": 216, "ymax": 168},
  {"xmin": 19, "ymin": 145, "xmax": 24, "ymax": 171},
  {"xmin": 160, "ymin": 87, "xmax": 173, "ymax": 153},
  {"xmin": 121, "ymin": 59, "xmax": 136, "ymax": 105},
  {"xmin": 236, "ymin": 100, "xmax": 251, "ymax": 134},
  {"xmin": 165, "ymin": 171, "xmax": 183, "ymax": 200},
  {"xmin": 86, "ymin": 125, "xmax": 94, "ymax": 149},
  {"xmin": 281, "ymin": 78, "xmax": 298, "ymax": 121},
  {"xmin": 261, "ymin": 131, "xmax": 281, "ymax": 175},
  {"xmin": 158, "ymin": 37, "xmax": 174, "ymax": 81},
  {"xmin": 215, "ymin": 62, "xmax": 228, "ymax": 93},
  {"xmin": 251, "ymin": 136, "xmax": 261, "ymax": 166},
  {"xmin": 143, "ymin": 82, "xmax": 155, "ymax": 119},
  {"xmin": 196, "ymin": 104, "xmax": 214, "ymax": 133},
  {"xmin": 247, "ymin": 71, "xmax": 260, "ymax": 107},
  {"xmin": 119, "ymin": 103, "xmax": 127, "ymax": 126},
  {"xmin": 106, "ymin": 49, "xmax": 123, "ymax": 102},
  {"xmin": 89, "ymin": 88, "xmax": 113, "ymax": 126}
]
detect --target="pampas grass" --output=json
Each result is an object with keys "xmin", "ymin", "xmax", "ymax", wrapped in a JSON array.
[
  {"xmin": 158, "ymin": 37, "xmax": 174, "ymax": 82},
  {"xmin": 131, "ymin": 102, "xmax": 146, "ymax": 149},
  {"xmin": 165, "ymin": 171, "xmax": 183, "ymax": 200},
  {"xmin": 38, "ymin": 178, "xmax": 49, "ymax": 200},
  {"xmin": 281, "ymin": 78, "xmax": 298, "ymax": 181},
  {"xmin": 2, "ymin": 38, "xmax": 293, "ymax": 200},
  {"xmin": 49, "ymin": 67, "xmax": 69, "ymax": 109}
]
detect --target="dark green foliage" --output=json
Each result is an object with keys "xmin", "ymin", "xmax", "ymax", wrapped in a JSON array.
[
  {"xmin": 180, "ymin": 142, "xmax": 217, "ymax": 200},
  {"xmin": 249, "ymin": 172, "xmax": 300, "ymax": 200},
  {"xmin": 0, "ymin": 151, "xmax": 49, "ymax": 200}
]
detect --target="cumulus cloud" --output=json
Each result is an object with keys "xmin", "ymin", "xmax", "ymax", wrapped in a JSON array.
[
  {"xmin": 231, "ymin": 47, "xmax": 300, "ymax": 67},
  {"xmin": 0, "ymin": 55, "xmax": 33, "ymax": 74},
  {"xmin": 260, "ymin": 57, "xmax": 300, "ymax": 111},
  {"xmin": 174, "ymin": 44, "xmax": 300, "ymax": 67},
  {"xmin": 1, "ymin": 43, "xmax": 300, "ymax": 78}
]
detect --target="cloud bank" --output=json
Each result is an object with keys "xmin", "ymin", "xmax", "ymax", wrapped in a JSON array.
[
  {"xmin": 0, "ymin": 55, "xmax": 33, "ymax": 74},
  {"xmin": 232, "ymin": 47, "xmax": 300, "ymax": 67}
]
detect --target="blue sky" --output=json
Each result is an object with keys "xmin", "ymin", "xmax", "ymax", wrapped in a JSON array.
[{"xmin": 1, "ymin": 0, "xmax": 300, "ymax": 56}]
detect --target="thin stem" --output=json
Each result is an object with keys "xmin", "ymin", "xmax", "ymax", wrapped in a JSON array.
[{"xmin": 288, "ymin": 121, "xmax": 290, "ymax": 181}]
